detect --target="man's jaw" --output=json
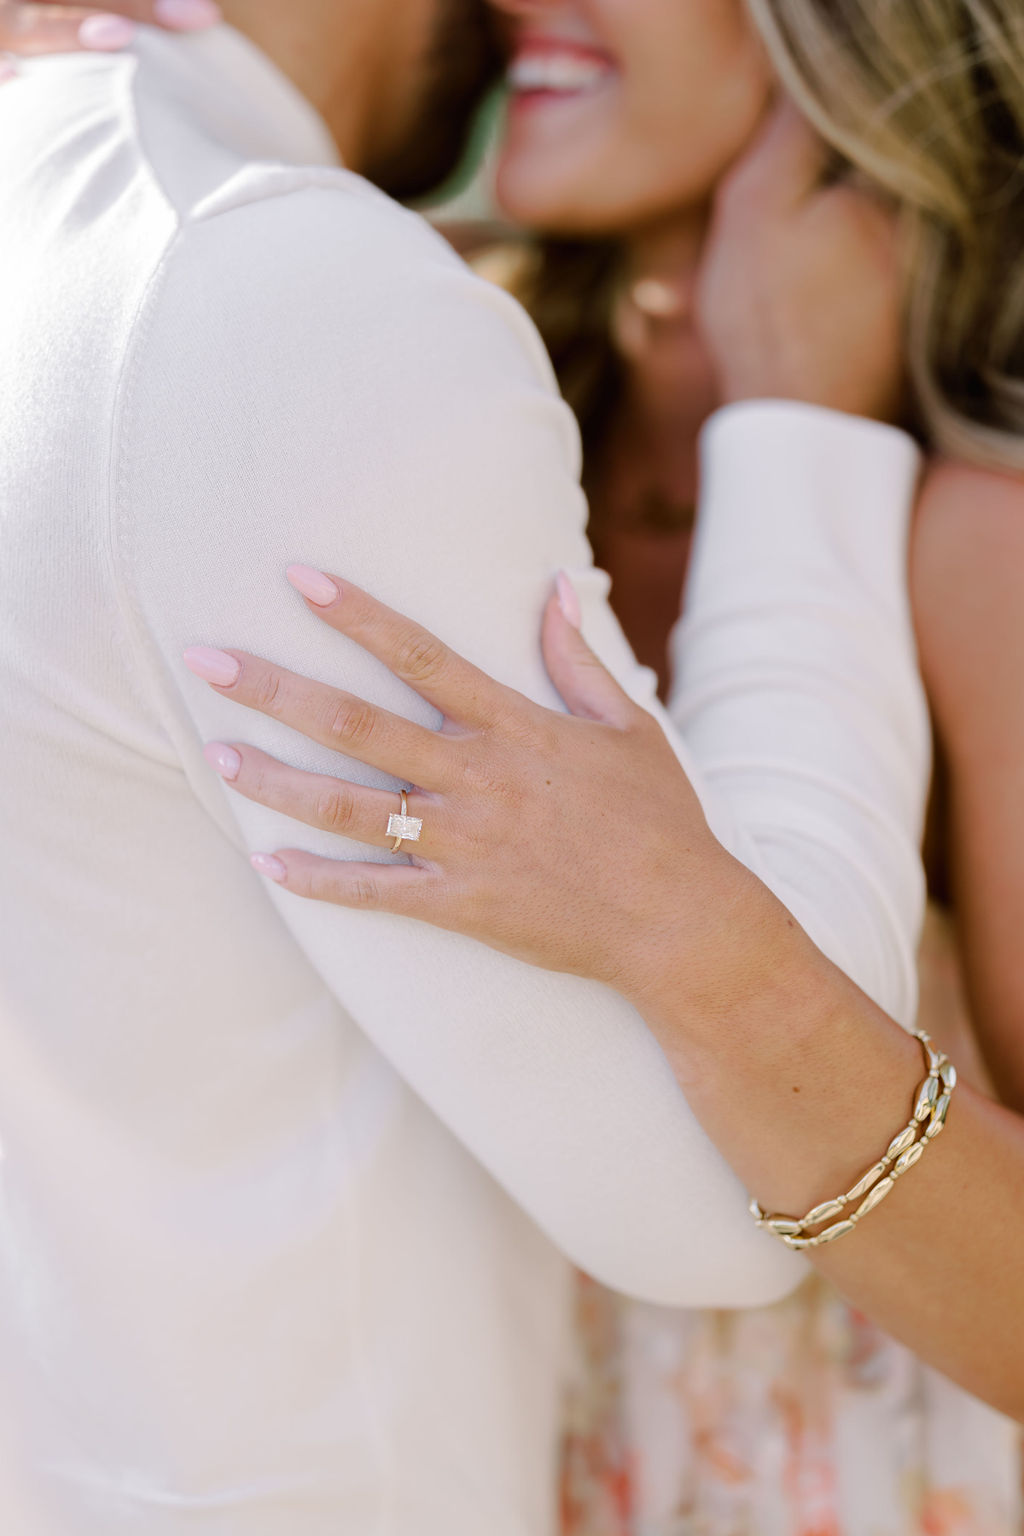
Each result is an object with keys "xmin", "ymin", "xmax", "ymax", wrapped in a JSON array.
[{"xmin": 362, "ymin": 0, "xmax": 505, "ymax": 205}]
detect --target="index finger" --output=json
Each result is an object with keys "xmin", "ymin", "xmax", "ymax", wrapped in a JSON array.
[{"xmin": 286, "ymin": 565, "xmax": 509, "ymax": 729}]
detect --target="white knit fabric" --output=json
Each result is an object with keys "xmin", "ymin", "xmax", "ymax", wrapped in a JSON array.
[{"xmin": 0, "ymin": 25, "xmax": 928, "ymax": 1535}]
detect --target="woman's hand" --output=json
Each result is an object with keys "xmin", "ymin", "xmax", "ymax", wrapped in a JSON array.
[
  {"xmin": 0, "ymin": 0, "xmax": 217, "ymax": 59},
  {"xmin": 183, "ymin": 566, "xmax": 758, "ymax": 1009},
  {"xmin": 696, "ymin": 102, "xmax": 906, "ymax": 421}
]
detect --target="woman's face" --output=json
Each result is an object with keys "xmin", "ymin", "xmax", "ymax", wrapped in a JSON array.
[{"xmin": 489, "ymin": 0, "xmax": 772, "ymax": 235}]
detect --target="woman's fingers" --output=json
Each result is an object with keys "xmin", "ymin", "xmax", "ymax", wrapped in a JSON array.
[
  {"xmin": 0, "ymin": 0, "xmax": 218, "ymax": 54},
  {"xmin": 251, "ymin": 849, "xmax": 444, "ymax": 921},
  {"xmin": 203, "ymin": 742, "xmax": 439, "ymax": 855},
  {"xmin": 699, "ymin": 98, "xmax": 903, "ymax": 420},
  {"xmin": 540, "ymin": 575, "xmax": 637, "ymax": 726},
  {"xmin": 183, "ymin": 646, "xmax": 453, "ymax": 790},
  {"xmin": 286, "ymin": 566, "xmax": 508, "ymax": 729},
  {"xmin": 0, "ymin": 2, "xmax": 132, "ymax": 52}
]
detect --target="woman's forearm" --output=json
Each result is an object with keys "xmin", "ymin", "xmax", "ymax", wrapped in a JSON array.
[{"xmin": 636, "ymin": 866, "xmax": 1024, "ymax": 1422}]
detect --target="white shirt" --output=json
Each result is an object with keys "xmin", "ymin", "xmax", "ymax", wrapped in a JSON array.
[{"xmin": 0, "ymin": 25, "xmax": 928, "ymax": 1535}]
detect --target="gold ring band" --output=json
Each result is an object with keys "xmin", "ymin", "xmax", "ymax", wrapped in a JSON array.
[{"xmin": 386, "ymin": 789, "xmax": 423, "ymax": 853}]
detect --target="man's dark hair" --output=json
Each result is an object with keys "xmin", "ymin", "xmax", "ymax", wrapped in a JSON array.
[{"xmin": 366, "ymin": 0, "xmax": 505, "ymax": 203}]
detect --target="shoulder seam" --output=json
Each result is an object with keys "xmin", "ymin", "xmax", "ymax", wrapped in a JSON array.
[{"xmin": 187, "ymin": 163, "xmax": 412, "ymax": 229}]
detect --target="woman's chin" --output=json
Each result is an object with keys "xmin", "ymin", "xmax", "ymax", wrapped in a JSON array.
[{"xmin": 494, "ymin": 158, "xmax": 629, "ymax": 240}]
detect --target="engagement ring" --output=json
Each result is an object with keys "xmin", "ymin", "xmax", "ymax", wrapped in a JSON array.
[{"xmin": 387, "ymin": 790, "xmax": 423, "ymax": 853}]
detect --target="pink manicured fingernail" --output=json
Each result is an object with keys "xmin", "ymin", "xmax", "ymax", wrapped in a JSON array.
[
  {"xmin": 287, "ymin": 565, "xmax": 339, "ymax": 607},
  {"xmin": 183, "ymin": 646, "xmax": 241, "ymax": 686},
  {"xmin": 251, "ymin": 853, "xmax": 287, "ymax": 883},
  {"xmin": 203, "ymin": 743, "xmax": 241, "ymax": 781},
  {"xmin": 78, "ymin": 14, "xmax": 137, "ymax": 49},
  {"xmin": 154, "ymin": 0, "xmax": 221, "ymax": 27},
  {"xmin": 556, "ymin": 571, "xmax": 581, "ymax": 629}
]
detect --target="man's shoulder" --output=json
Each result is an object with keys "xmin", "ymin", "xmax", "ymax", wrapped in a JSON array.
[
  {"xmin": 139, "ymin": 167, "xmax": 561, "ymax": 418},
  {"xmin": 12, "ymin": 41, "xmax": 480, "ymax": 308},
  {"xmin": 183, "ymin": 160, "xmax": 466, "ymax": 288},
  {"xmin": 113, "ymin": 166, "xmax": 585, "ymax": 565}
]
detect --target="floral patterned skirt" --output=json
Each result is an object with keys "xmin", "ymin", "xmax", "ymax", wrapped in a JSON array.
[
  {"xmin": 560, "ymin": 1274, "xmax": 1022, "ymax": 1536},
  {"xmin": 560, "ymin": 912, "xmax": 1023, "ymax": 1536}
]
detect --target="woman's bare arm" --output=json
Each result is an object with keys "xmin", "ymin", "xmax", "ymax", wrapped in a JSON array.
[
  {"xmin": 649, "ymin": 461, "xmax": 1024, "ymax": 1423},
  {"xmin": 912, "ymin": 462, "xmax": 1024, "ymax": 1113},
  {"xmin": 640, "ymin": 885, "xmax": 1024, "ymax": 1424}
]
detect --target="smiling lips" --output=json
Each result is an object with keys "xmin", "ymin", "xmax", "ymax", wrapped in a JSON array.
[{"xmin": 507, "ymin": 40, "xmax": 615, "ymax": 99}]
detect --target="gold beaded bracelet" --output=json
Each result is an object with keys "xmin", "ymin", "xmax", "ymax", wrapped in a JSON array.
[{"xmin": 750, "ymin": 1029, "xmax": 957, "ymax": 1251}]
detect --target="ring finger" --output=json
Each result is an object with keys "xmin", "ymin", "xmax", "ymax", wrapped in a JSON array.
[{"xmin": 204, "ymin": 741, "xmax": 441, "ymax": 856}]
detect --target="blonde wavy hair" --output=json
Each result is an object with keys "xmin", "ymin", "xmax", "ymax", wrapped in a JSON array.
[{"xmin": 747, "ymin": 0, "xmax": 1024, "ymax": 470}]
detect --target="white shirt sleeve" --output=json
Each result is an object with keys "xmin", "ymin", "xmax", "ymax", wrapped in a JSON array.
[
  {"xmin": 669, "ymin": 402, "xmax": 929, "ymax": 1026},
  {"xmin": 111, "ymin": 175, "xmax": 927, "ymax": 1308}
]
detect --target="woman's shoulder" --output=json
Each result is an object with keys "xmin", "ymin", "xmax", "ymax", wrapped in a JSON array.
[
  {"xmin": 913, "ymin": 458, "xmax": 1024, "ymax": 609},
  {"xmin": 912, "ymin": 456, "xmax": 1024, "ymax": 749},
  {"xmin": 920, "ymin": 455, "xmax": 1024, "ymax": 511}
]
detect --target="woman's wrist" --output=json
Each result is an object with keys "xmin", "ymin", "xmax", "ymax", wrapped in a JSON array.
[
  {"xmin": 621, "ymin": 851, "xmax": 801, "ymax": 1041},
  {"xmin": 626, "ymin": 861, "xmax": 926, "ymax": 1216}
]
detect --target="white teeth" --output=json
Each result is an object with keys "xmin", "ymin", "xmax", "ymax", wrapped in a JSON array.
[{"xmin": 507, "ymin": 54, "xmax": 610, "ymax": 94}]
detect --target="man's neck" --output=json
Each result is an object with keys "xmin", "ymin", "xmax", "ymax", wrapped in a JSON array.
[{"xmin": 219, "ymin": 0, "xmax": 367, "ymax": 166}]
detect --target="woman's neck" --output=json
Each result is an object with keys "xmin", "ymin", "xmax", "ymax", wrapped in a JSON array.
[
  {"xmin": 587, "ymin": 207, "xmax": 719, "ymax": 697},
  {"xmin": 621, "ymin": 208, "xmax": 711, "ymax": 324},
  {"xmin": 608, "ymin": 204, "xmax": 719, "ymax": 448}
]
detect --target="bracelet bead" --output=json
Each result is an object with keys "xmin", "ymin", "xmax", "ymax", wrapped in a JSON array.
[
  {"xmin": 886, "ymin": 1123, "xmax": 918, "ymax": 1160},
  {"xmin": 844, "ymin": 1160, "xmax": 888, "ymax": 1203},
  {"xmin": 766, "ymin": 1217, "xmax": 803, "ymax": 1237},
  {"xmin": 893, "ymin": 1141, "xmax": 925, "ymax": 1177},
  {"xmin": 914, "ymin": 1073, "xmax": 941, "ymax": 1123},
  {"xmin": 814, "ymin": 1219, "xmax": 857, "ymax": 1245},
  {"xmin": 925, "ymin": 1095, "xmax": 951, "ymax": 1138},
  {"xmin": 853, "ymin": 1173, "xmax": 895, "ymax": 1219},
  {"xmin": 803, "ymin": 1198, "xmax": 847, "ymax": 1227}
]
